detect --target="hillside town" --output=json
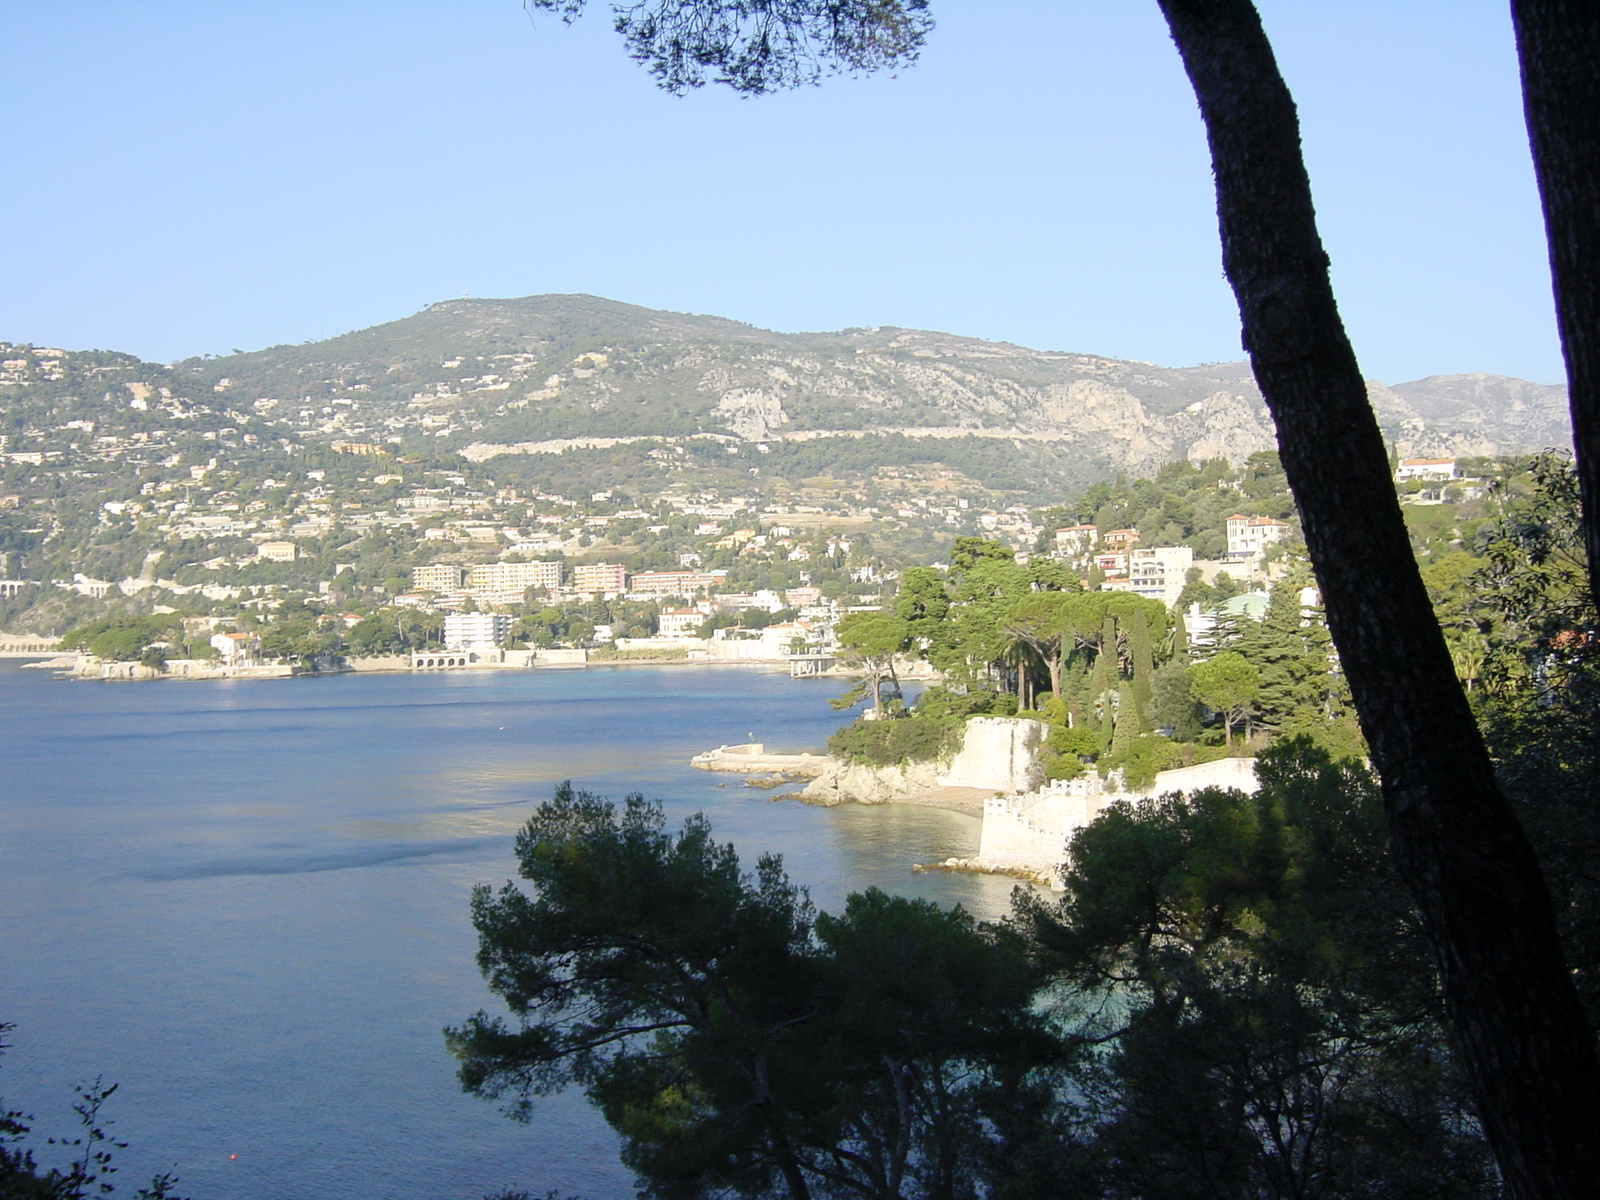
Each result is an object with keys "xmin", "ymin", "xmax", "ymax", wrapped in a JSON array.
[
  {"xmin": 10, "ymin": 5, "xmax": 1597, "ymax": 1194},
  {"xmin": 2, "ymin": 403, "xmax": 1495, "ymax": 687}
]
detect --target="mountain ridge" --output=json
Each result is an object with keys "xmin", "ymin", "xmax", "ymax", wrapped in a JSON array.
[{"xmin": 7, "ymin": 293, "xmax": 1573, "ymax": 499}]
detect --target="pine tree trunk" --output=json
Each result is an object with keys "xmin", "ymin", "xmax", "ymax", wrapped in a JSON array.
[
  {"xmin": 1157, "ymin": 2, "xmax": 1600, "ymax": 1195},
  {"xmin": 1512, "ymin": 0, "xmax": 1600, "ymax": 615}
]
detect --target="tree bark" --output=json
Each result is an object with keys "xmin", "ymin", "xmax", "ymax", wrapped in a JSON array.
[
  {"xmin": 1156, "ymin": 2, "xmax": 1600, "ymax": 1195},
  {"xmin": 1512, "ymin": 0, "xmax": 1600, "ymax": 616}
]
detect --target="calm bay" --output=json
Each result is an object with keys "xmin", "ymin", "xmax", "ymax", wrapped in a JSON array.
[{"xmin": 0, "ymin": 662, "xmax": 1020, "ymax": 1200}]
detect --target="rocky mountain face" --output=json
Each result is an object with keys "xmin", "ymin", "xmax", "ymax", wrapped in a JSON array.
[
  {"xmin": 16, "ymin": 294, "xmax": 1574, "ymax": 497},
  {"xmin": 1386, "ymin": 374, "xmax": 1572, "ymax": 455}
]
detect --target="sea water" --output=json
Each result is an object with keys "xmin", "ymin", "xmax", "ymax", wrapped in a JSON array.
[{"xmin": 0, "ymin": 663, "xmax": 1026, "ymax": 1200}]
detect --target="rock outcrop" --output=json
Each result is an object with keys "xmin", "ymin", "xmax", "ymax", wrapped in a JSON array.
[
  {"xmin": 798, "ymin": 717, "xmax": 1049, "ymax": 808},
  {"xmin": 799, "ymin": 758, "xmax": 947, "ymax": 806}
]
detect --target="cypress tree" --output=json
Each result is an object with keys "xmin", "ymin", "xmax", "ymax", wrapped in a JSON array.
[
  {"xmin": 1086, "ymin": 642, "xmax": 1109, "ymax": 736},
  {"xmin": 1129, "ymin": 609, "xmax": 1155, "ymax": 733},
  {"xmin": 1064, "ymin": 656, "xmax": 1091, "ymax": 730},
  {"xmin": 1171, "ymin": 606, "xmax": 1190, "ymax": 661},
  {"xmin": 1095, "ymin": 613, "xmax": 1119, "ymax": 747},
  {"xmin": 1109, "ymin": 680, "xmax": 1138, "ymax": 760}
]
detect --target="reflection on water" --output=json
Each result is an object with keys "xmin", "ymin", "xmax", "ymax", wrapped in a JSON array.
[
  {"xmin": 820, "ymin": 803, "xmax": 1029, "ymax": 921},
  {"xmin": 0, "ymin": 663, "xmax": 1040, "ymax": 1200}
]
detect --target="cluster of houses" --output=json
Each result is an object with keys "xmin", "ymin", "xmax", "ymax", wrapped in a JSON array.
[
  {"xmin": 402, "ymin": 549, "xmax": 849, "ymax": 653},
  {"xmin": 1051, "ymin": 513, "xmax": 1295, "ymax": 607},
  {"xmin": 1046, "ymin": 459, "xmax": 1469, "ymax": 611}
]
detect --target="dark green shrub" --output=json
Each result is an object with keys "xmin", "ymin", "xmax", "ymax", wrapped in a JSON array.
[
  {"xmin": 1101, "ymin": 733, "xmax": 1181, "ymax": 790},
  {"xmin": 828, "ymin": 714, "xmax": 960, "ymax": 766},
  {"xmin": 1048, "ymin": 726, "xmax": 1100, "ymax": 758},
  {"xmin": 912, "ymin": 687, "xmax": 1005, "ymax": 722}
]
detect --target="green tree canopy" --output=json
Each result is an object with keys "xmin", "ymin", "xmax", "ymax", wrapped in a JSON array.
[
  {"xmin": 948, "ymin": 536, "xmax": 1014, "ymax": 574},
  {"xmin": 1186, "ymin": 650, "xmax": 1259, "ymax": 745},
  {"xmin": 449, "ymin": 783, "xmax": 1053, "ymax": 1200},
  {"xmin": 833, "ymin": 610, "xmax": 911, "ymax": 716},
  {"xmin": 59, "ymin": 615, "xmax": 183, "ymax": 661},
  {"xmin": 1017, "ymin": 741, "xmax": 1494, "ymax": 1199}
]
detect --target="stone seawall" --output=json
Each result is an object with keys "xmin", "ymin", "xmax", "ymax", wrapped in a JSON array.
[
  {"xmin": 691, "ymin": 743, "xmax": 832, "ymax": 778},
  {"xmin": 67, "ymin": 656, "xmax": 295, "ymax": 681},
  {"xmin": 0, "ymin": 635, "xmax": 62, "ymax": 657}
]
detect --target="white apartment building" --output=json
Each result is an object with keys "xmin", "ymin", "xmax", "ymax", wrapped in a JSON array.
[
  {"xmin": 1225, "ymin": 515, "xmax": 1293, "ymax": 558},
  {"xmin": 443, "ymin": 612, "xmax": 511, "ymax": 650},
  {"xmin": 572, "ymin": 562, "xmax": 628, "ymax": 594},
  {"xmin": 1120, "ymin": 545, "xmax": 1194, "ymax": 607},
  {"xmin": 413, "ymin": 563, "xmax": 467, "ymax": 591},
  {"xmin": 467, "ymin": 560, "xmax": 562, "ymax": 592}
]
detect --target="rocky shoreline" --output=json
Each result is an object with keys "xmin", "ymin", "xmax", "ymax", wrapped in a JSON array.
[
  {"xmin": 910, "ymin": 856, "xmax": 1056, "ymax": 887},
  {"xmin": 697, "ymin": 720, "xmax": 1261, "ymax": 889},
  {"xmin": 693, "ymin": 717, "xmax": 1051, "ymax": 817}
]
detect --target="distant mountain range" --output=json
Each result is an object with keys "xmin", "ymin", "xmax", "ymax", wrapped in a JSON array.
[{"xmin": 11, "ymin": 294, "xmax": 1575, "ymax": 497}]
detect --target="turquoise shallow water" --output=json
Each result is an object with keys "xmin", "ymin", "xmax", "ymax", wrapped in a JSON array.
[{"xmin": 0, "ymin": 663, "xmax": 1024, "ymax": 1200}]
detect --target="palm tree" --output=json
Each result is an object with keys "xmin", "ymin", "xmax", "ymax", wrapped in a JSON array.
[{"xmin": 1448, "ymin": 629, "xmax": 1488, "ymax": 693}]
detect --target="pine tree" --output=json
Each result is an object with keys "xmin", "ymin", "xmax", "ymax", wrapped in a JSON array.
[{"xmin": 1235, "ymin": 577, "xmax": 1327, "ymax": 728}]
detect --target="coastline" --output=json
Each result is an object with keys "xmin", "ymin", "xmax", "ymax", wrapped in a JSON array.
[{"xmin": 44, "ymin": 651, "xmax": 837, "ymax": 683}]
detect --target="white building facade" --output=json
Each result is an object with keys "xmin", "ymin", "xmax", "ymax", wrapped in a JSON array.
[
  {"xmin": 1396, "ymin": 458, "xmax": 1460, "ymax": 482},
  {"xmin": 1118, "ymin": 545, "xmax": 1193, "ymax": 607},
  {"xmin": 413, "ymin": 563, "xmax": 467, "ymax": 591},
  {"xmin": 467, "ymin": 560, "xmax": 562, "ymax": 592},
  {"xmin": 1225, "ymin": 515, "xmax": 1292, "ymax": 558},
  {"xmin": 443, "ymin": 612, "xmax": 511, "ymax": 650}
]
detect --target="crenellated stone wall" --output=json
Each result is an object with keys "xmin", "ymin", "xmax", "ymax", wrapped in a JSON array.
[{"xmin": 975, "ymin": 756, "xmax": 1261, "ymax": 886}]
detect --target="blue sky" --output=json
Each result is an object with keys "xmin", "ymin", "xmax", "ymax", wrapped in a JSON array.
[{"xmin": 1, "ymin": 1, "xmax": 1561, "ymax": 384}]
